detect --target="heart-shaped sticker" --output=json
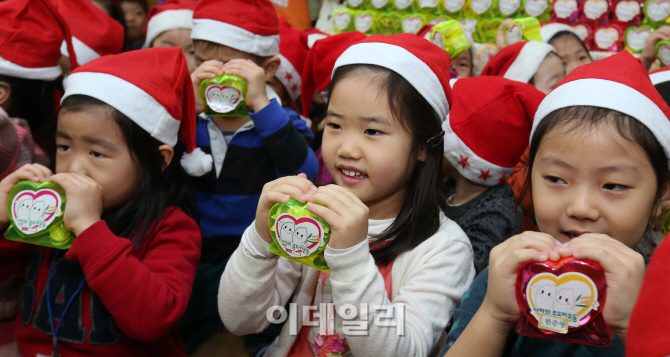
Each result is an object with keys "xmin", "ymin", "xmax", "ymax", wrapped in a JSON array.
[
  {"xmin": 429, "ymin": 18, "xmax": 448, "ymax": 25},
  {"xmin": 626, "ymin": 27, "xmax": 652, "ymax": 51},
  {"xmin": 646, "ymin": 0, "xmax": 670, "ymax": 21},
  {"xmin": 333, "ymin": 11, "xmax": 352, "ymax": 30},
  {"xmin": 4, "ymin": 181, "xmax": 74, "ymax": 249},
  {"xmin": 268, "ymin": 199, "xmax": 331, "ymax": 272},
  {"xmin": 431, "ymin": 31, "xmax": 446, "ymax": 49},
  {"xmin": 594, "ymin": 27, "xmax": 620, "ymax": 50},
  {"xmin": 505, "ymin": 23, "xmax": 523, "ymax": 44},
  {"xmin": 446, "ymin": 0, "xmax": 466, "ymax": 12},
  {"xmin": 572, "ymin": 24, "xmax": 590, "ymax": 40},
  {"xmin": 348, "ymin": 0, "xmax": 365, "ymax": 7},
  {"xmin": 658, "ymin": 44, "xmax": 670, "ymax": 66},
  {"xmin": 615, "ymin": 0, "xmax": 640, "ymax": 21},
  {"xmin": 525, "ymin": 0, "xmax": 548, "ymax": 16},
  {"xmin": 471, "ymin": 0, "xmax": 493, "ymax": 14},
  {"xmin": 420, "ymin": 0, "xmax": 440, "ymax": 7},
  {"xmin": 371, "ymin": 0, "xmax": 390, "ymax": 8},
  {"xmin": 499, "ymin": 0, "xmax": 521, "ymax": 15},
  {"xmin": 395, "ymin": 0, "xmax": 414, "ymax": 10},
  {"xmin": 403, "ymin": 16, "xmax": 424, "ymax": 34},
  {"xmin": 459, "ymin": 19, "xmax": 477, "ymax": 37},
  {"xmin": 584, "ymin": 0, "xmax": 609, "ymax": 19},
  {"xmin": 516, "ymin": 257, "xmax": 612, "ymax": 346},
  {"xmin": 554, "ymin": 0, "xmax": 578, "ymax": 18},
  {"xmin": 205, "ymin": 85, "xmax": 243, "ymax": 114},
  {"xmin": 355, "ymin": 13, "xmax": 374, "ymax": 32}
]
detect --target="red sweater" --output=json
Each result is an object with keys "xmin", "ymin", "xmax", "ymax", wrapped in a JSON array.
[
  {"xmin": 627, "ymin": 232, "xmax": 670, "ymax": 357},
  {"xmin": 3, "ymin": 207, "xmax": 201, "ymax": 357}
]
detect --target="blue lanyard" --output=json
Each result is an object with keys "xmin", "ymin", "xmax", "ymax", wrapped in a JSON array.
[{"xmin": 46, "ymin": 250, "xmax": 86, "ymax": 356}]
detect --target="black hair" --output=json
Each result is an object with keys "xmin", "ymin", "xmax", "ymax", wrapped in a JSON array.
[
  {"xmin": 59, "ymin": 95, "xmax": 197, "ymax": 249},
  {"xmin": 521, "ymin": 106, "xmax": 670, "ymax": 213},
  {"xmin": 655, "ymin": 82, "xmax": 670, "ymax": 108},
  {"xmin": 549, "ymin": 31, "xmax": 593, "ymax": 62},
  {"xmin": 327, "ymin": 64, "xmax": 447, "ymax": 265},
  {"xmin": 119, "ymin": 0, "xmax": 148, "ymax": 13},
  {"xmin": 90, "ymin": 0, "xmax": 132, "ymax": 51},
  {"xmin": 0, "ymin": 74, "xmax": 54, "ymax": 133}
]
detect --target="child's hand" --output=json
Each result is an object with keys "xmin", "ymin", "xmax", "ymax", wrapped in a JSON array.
[
  {"xmin": 222, "ymin": 59, "xmax": 271, "ymax": 113},
  {"xmin": 255, "ymin": 173, "xmax": 317, "ymax": 243},
  {"xmin": 306, "ymin": 185, "xmax": 369, "ymax": 250},
  {"xmin": 482, "ymin": 232, "xmax": 562, "ymax": 326},
  {"xmin": 0, "ymin": 164, "xmax": 52, "ymax": 230},
  {"xmin": 496, "ymin": 19, "xmax": 514, "ymax": 51},
  {"xmin": 559, "ymin": 233, "xmax": 645, "ymax": 343},
  {"xmin": 191, "ymin": 60, "xmax": 225, "ymax": 114},
  {"xmin": 47, "ymin": 173, "xmax": 103, "ymax": 236},
  {"xmin": 641, "ymin": 26, "xmax": 670, "ymax": 70}
]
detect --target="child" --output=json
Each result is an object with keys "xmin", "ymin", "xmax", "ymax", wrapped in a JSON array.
[
  {"xmin": 268, "ymin": 18, "xmax": 308, "ymax": 110},
  {"xmin": 56, "ymin": 0, "xmax": 125, "ymax": 75},
  {"xmin": 420, "ymin": 24, "xmax": 475, "ymax": 79},
  {"xmin": 143, "ymin": 0, "xmax": 197, "ymax": 73},
  {"xmin": 540, "ymin": 24, "xmax": 592, "ymax": 75},
  {"xmin": 443, "ymin": 77, "xmax": 545, "ymax": 275},
  {"xmin": 0, "ymin": 47, "xmax": 203, "ymax": 356},
  {"xmin": 120, "ymin": 0, "xmax": 148, "ymax": 49},
  {"xmin": 0, "ymin": 0, "xmax": 79, "ymax": 161},
  {"xmin": 219, "ymin": 34, "xmax": 476, "ymax": 356},
  {"xmin": 443, "ymin": 51, "xmax": 670, "ymax": 356},
  {"xmin": 181, "ymin": 0, "xmax": 319, "ymax": 351},
  {"xmin": 481, "ymin": 41, "xmax": 565, "ymax": 94}
]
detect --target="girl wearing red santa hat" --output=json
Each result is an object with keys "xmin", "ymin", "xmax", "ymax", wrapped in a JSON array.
[
  {"xmin": 143, "ymin": 0, "xmax": 198, "ymax": 73},
  {"xmin": 482, "ymin": 41, "xmax": 565, "ymax": 94},
  {"xmin": 0, "ymin": 47, "xmax": 210, "ymax": 357},
  {"xmin": 444, "ymin": 51, "xmax": 670, "ymax": 357},
  {"xmin": 219, "ymin": 34, "xmax": 475, "ymax": 356}
]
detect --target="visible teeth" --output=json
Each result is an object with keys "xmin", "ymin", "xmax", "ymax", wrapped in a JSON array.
[{"xmin": 342, "ymin": 169, "xmax": 365, "ymax": 178}]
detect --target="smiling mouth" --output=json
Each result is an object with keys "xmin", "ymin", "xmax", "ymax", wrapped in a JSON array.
[{"xmin": 341, "ymin": 168, "xmax": 368, "ymax": 178}]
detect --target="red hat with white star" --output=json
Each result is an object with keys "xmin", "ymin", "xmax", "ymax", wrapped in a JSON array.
[
  {"xmin": 333, "ymin": 33, "xmax": 453, "ymax": 121},
  {"xmin": 650, "ymin": 67, "xmax": 670, "ymax": 85},
  {"xmin": 444, "ymin": 77, "xmax": 545, "ymax": 186},
  {"xmin": 62, "ymin": 47, "xmax": 213, "ymax": 176},
  {"xmin": 143, "ymin": 0, "xmax": 197, "ymax": 49},
  {"xmin": 533, "ymin": 51, "xmax": 670, "ymax": 164},
  {"xmin": 277, "ymin": 18, "xmax": 308, "ymax": 103},
  {"xmin": 0, "ymin": 0, "xmax": 78, "ymax": 80},
  {"xmin": 57, "ymin": 0, "xmax": 125, "ymax": 66},
  {"xmin": 481, "ymin": 41, "xmax": 556, "ymax": 84},
  {"xmin": 300, "ymin": 31, "xmax": 367, "ymax": 117},
  {"xmin": 191, "ymin": 0, "xmax": 280, "ymax": 57}
]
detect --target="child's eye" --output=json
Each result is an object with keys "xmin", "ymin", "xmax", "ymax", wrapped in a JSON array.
[
  {"xmin": 326, "ymin": 123, "xmax": 342, "ymax": 130},
  {"xmin": 545, "ymin": 176, "xmax": 567, "ymax": 184},
  {"xmin": 579, "ymin": 56, "xmax": 588, "ymax": 61},
  {"xmin": 364, "ymin": 129, "xmax": 382, "ymax": 136},
  {"xmin": 603, "ymin": 183, "xmax": 628, "ymax": 192},
  {"xmin": 90, "ymin": 151, "xmax": 106, "ymax": 158},
  {"xmin": 57, "ymin": 145, "xmax": 70, "ymax": 152}
]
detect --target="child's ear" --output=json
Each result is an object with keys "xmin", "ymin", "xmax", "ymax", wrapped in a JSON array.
[
  {"xmin": 262, "ymin": 56, "xmax": 281, "ymax": 82},
  {"xmin": 0, "ymin": 81, "xmax": 11, "ymax": 109},
  {"xmin": 158, "ymin": 145, "xmax": 175, "ymax": 171},
  {"xmin": 655, "ymin": 183, "xmax": 670, "ymax": 218}
]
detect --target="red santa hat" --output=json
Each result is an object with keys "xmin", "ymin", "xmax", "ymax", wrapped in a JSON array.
[
  {"xmin": 301, "ymin": 28, "xmax": 329, "ymax": 49},
  {"xmin": 540, "ymin": 23, "xmax": 579, "ymax": 43},
  {"xmin": 57, "ymin": 0, "xmax": 125, "ymax": 66},
  {"xmin": 62, "ymin": 47, "xmax": 212, "ymax": 176},
  {"xmin": 532, "ymin": 51, "xmax": 670, "ymax": 164},
  {"xmin": 444, "ymin": 77, "xmax": 545, "ymax": 186},
  {"xmin": 191, "ymin": 0, "xmax": 280, "ymax": 57},
  {"xmin": 277, "ymin": 18, "xmax": 308, "ymax": 102},
  {"xmin": 650, "ymin": 67, "xmax": 670, "ymax": 85},
  {"xmin": 0, "ymin": 0, "xmax": 78, "ymax": 80},
  {"xmin": 481, "ymin": 41, "xmax": 556, "ymax": 84},
  {"xmin": 143, "ymin": 0, "xmax": 197, "ymax": 49},
  {"xmin": 333, "ymin": 33, "xmax": 453, "ymax": 122},
  {"xmin": 300, "ymin": 31, "xmax": 367, "ymax": 117}
]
